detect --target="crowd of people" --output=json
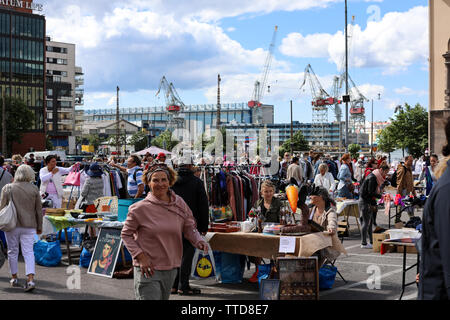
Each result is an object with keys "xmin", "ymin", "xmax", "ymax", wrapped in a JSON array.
[{"xmin": 0, "ymin": 130, "xmax": 448, "ymax": 300}]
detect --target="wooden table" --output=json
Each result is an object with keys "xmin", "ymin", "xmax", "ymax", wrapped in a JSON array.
[
  {"xmin": 206, "ymin": 231, "xmax": 347, "ymax": 260},
  {"xmin": 336, "ymin": 201, "xmax": 360, "ymax": 232},
  {"xmin": 381, "ymin": 240, "xmax": 419, "ymax": 300}
]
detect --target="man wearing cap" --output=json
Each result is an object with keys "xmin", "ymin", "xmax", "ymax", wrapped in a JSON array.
[
  {"xmin": 170, "ymin": 156, "xmax": 209, "ymax": 295},
  {"xmin": 156, "ymin": 152, "xmax": 173, "ymax": 168}
]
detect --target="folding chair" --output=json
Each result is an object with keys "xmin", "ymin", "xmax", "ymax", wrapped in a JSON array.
[{"xmin": 324, "ymin": 220, "xmax": 348, "ymax": 283}]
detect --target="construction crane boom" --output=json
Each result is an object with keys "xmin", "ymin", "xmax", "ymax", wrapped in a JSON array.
[
  {"xmin": 156, "ymin": 76, "xmax": 186, "ymax": 113},
  {"xmin": 299, "ymin": 64, "xmax": 337, "ymax": 107},
  {"xmin": 248, "ymin": 25, "xmax": 278, "ymax": 108}
]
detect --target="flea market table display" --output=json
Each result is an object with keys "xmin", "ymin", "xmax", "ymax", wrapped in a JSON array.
[
  {"xmin": 207, "ymin": 184, "xmax": 348, "ymax": 300},
  {"xmin": 43, "ymin": 209, "xmax": 125, "ymax": 267}
]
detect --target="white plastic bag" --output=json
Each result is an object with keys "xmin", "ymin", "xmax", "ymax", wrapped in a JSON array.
[
  {"xmin": 0, "ymin": 185, "xmax": 17, "ymax": 232},
  {"xmin": 190, "ymin": 242, "xmax": 218, "ymax": 280}
]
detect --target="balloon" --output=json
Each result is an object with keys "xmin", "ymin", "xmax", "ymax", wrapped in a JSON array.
[{"xmin": 286, "ymin": 185, "xmax": 299, "ymax": 213}]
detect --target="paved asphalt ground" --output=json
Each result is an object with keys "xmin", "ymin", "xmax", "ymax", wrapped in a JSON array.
[{"xmin": 0, "ymin": 206, "xmax": 421, "ymax": 301}]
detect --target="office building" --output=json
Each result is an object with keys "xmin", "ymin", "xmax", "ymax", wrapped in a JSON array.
[
  {"xmin": 45, "ymin": 37, "xmax": 83, "ymax": 153},
  {"xmin": 0, "ymin": 0, "xmax": 45, "ymax": 155},
  {"xmin": 82, "ymin": 103, "xmax": 274, "ymax": 134}
]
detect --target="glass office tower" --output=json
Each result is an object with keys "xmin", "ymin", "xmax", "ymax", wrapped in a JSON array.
[{"xmin": 0, "ymin": 6, "xmax": 46, "ymax": 154}]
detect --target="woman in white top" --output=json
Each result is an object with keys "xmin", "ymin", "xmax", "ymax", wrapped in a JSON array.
[
  {"xmin": 314, "ymin": 163, "xmax": 336, "ymax": 196},
  {"xmin": 39, "ymin": 155, "xmax": 78, "ymax": 209}
]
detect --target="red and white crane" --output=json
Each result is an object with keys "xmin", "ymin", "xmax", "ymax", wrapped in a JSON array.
[
  {"xmin": 156, "ymin": 76, "xmax": 186, "ymax": 130},
  {"xmin": 248, "ymin": 25, "xmax": 278, "ymax": 109}
]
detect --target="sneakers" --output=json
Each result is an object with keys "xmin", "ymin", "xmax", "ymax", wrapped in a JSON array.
[
  {"xmin": 24, "ymin": 281, "xmax": 35, "ymax": 292},
  {"xmin": 361, "ymin": 244, "xmax": 373, "ymax": 249},
  {"xmin": 9, "ymin": 278, "xmax": 19, "ymax": 287}
]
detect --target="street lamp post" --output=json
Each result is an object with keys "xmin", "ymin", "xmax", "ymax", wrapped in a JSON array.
[{"xmin": 371, "ymin": 93, "xmax": 381, "ymax": 158}]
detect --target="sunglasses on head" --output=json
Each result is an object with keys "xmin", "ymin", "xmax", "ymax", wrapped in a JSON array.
[{"xmin": 147, "ymin": 163, "xmax": 168, "ymax": 172}]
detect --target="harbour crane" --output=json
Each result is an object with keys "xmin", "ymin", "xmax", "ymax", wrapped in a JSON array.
[
  {"xmin": 299, "ymin": 64, "xmax": 339, "ymax": 149},
  {"xmin": 156, "ymin": 76, "xmax": 186, "ymax": 131},
  {"xmin": 248, "ymin": 25, "xmax": 278, "ymax": 111}
]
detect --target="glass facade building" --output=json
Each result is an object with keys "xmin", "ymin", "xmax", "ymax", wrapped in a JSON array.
[
  {"xmin": 0, "ymin": 6, "xmax": 46, "ymax": 153},
  {"xmin": 83, "ymin": 103, "xmax": 269, "ymax": 133}
]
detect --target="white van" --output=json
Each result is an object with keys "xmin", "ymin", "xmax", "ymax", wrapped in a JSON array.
[{"xmin": 24, "ymin": 150, "xmax": 67, "ymax": 162}]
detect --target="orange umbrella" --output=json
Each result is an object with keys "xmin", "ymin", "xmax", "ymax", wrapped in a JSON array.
[{"xmin": 286, "ymin": 185, "xmax": 299, "ymax": 213}]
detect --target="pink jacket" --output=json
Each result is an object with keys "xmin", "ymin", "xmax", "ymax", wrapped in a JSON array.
[{"xmin": 121, "ymin": 190, "xmax": 204, "ymax": 270}]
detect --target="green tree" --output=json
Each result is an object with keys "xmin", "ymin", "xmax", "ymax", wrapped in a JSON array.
[
  {"xmin": 46, "ymin": 135, "xmax": 54, "ymax": 151},
  {"xmin": 109, "ymin": 133, "xmax": 127, "ymax": 151},
  {"xmin": 87, "ymin": 134, "xmax": 106, "ymax": 151},
  {"xmin": 130, "ymin": 130, "xmax": 148, "ymax": 152},
  {"xmin": 0, "ymin": 96, "xmax": 34, "ymax": 156},
  {"xmin": 348, "ymin": 144, "xmax": 361, "ymax": 160},
  {"xmin": 377, "ymin": 126, "xmax": 396, "ymax": 163},
  {"xmin": 279, "ymin": 130, "xmax": 309, "ymax": 157},
  {"xmin": 151, "ymin": 130, "xmax": 179, "ymax": 151},
  {"xmin": 389, "ymin": 103, "xmax": 428, "ymax": 158}
]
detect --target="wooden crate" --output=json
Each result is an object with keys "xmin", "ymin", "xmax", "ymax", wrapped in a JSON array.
[{"xmin": 277, "ymin": 257, "xmax": 319, "ymax": 300}]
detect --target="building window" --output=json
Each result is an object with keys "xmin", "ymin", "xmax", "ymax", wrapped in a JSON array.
[{"xmin": 46, "ymin": 46, "xmax": 68, "ymax": 54}]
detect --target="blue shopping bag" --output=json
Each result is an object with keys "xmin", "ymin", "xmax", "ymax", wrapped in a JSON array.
[
  {"xmin": 34, "ymin": 240, "xmax": 62, "ymax": 267},
  {"xmin": 257, "ymin": 263, "xmax": 272, "ymax": 286},
  {"xmin": 79, "ymin": 247, "xmax": 92, "ymax": 268},
  {"xmin": 319, "ymin": 265, "xmax": 337, "ymax": 290}
]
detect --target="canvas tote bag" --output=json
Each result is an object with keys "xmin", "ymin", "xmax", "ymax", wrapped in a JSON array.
[{"xmin": 0, "ymin": 184, "xmax": 18, "ymax": 232}]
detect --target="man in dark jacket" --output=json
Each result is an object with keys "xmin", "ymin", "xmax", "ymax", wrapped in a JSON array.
[
  {"xmin": 358, "ymin": 172, "xmax": 379, "ymax": 249},
  {"xmin": 358, "ymin": 165, "xmax": 389, "ymax": 248},
  {"xmin": 419, "ymin": 158, "xmax": 450, "ymax": 300},
  {"xmin": 171, "ymin": 158, "xmax": 209, "ymax": 295}
]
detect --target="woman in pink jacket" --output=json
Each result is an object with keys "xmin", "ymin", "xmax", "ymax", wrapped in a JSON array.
[{"xmin": 121, "ymin": 163, "xmax": 208, "ymax": 300}]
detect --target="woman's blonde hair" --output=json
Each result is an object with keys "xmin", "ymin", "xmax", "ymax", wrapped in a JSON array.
[
  {"xmin": 318, "ymin": 163, "xmax": 329, "ymax": 173},
  {"xmin": 143, "ymin": 166, "xmax": 178, "ymax": 187},
  {"xmin": 12, "ymin": 154, "xmax": 22, "ymax": 163},
  {"xmin": 260, "ymin": 180, "xmax": 275, "ymax": 192}
]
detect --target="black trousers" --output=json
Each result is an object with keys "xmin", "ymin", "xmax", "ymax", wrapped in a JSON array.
[{"xmin": 173, "ymin": 237, "xmax": 196, "ymax": 291}]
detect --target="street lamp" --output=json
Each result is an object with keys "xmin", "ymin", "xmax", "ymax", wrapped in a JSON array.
[{"xmin": 371, "ymin": 93, "xmax": 381, "ymax": 157}]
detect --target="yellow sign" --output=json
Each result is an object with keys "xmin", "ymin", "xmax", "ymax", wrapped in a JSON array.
[
  {"xmin": 82, "ymin": 145, "xmax": 94, "ymax": 153},
  {"xmin": 196, "ymin": 257, "xmax": 213, "ymax": 278}
]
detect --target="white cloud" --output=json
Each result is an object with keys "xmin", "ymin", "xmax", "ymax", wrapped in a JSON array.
[
  {"xmin": 394, "ymin": 86, "xmax": 428, "ymax": 96},
  {"xmin": 44, "ymin": 2, "xmax": 289, "ymax": 93},
  {"xmin": 280, "ymin": 6, "xmax": 428, "ymax": 74},
  {"xmin": 353, "ymin": 83, "xmax": 385, "ymax": 100},
  {"xmin": 227, "ymin": 27, "xmax": 236, "ymax": 32},
  {"xmin": 280, "ymin": 33, "xmax": 334, "ymax": 58}
]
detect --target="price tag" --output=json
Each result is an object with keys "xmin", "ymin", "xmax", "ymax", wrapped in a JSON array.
[{"xmin": 279, "ymin": 236, "xmax": 296, "ymax": 253}]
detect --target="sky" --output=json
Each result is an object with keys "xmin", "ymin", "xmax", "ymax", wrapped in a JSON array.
[{"xmin": 40, "ymin": 0, "xmax": 429, "ymax": 124}]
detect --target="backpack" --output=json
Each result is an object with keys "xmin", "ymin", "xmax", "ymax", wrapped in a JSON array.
[
  {"xmin": 133, "ymin": 168, "xmax": 143, "ymax": 183},
  {"xmin": 132, "ymin": 168, "xmax": 147, "ymax": 195},
  {"xmin": 390, "ymin": 165, "xmax": 404, "ymax": 188},
  {"xmin": 326, "ymin": 160, "xmax": 338, "ymax": 180}
]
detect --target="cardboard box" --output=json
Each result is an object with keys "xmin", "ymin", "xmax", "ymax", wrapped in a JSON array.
[
  {"xmin": 397, "ymin": 246, "xmax": 418, "ymax": 254},
  {"xmin": 373, "ymin": 232, "xmax": 389, "ymax": 252}
]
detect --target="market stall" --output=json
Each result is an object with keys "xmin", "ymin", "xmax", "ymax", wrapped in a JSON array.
[
  {"xmin": 335, "ymin": 199, "xmax": 360, "ymax": 231},
  {"xmin": 207, "ymin": 231, "xmax": 347, "ymax": 260}
]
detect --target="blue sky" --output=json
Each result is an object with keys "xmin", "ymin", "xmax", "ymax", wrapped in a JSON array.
[{"xmin": 42, "ymin": 0, "xmax": 429, "ymax": 124}]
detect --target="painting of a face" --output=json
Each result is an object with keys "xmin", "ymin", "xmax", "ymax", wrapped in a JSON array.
[{"xmin": 102, "ymin": 243, "xmax": 112, "ymax": 259}]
